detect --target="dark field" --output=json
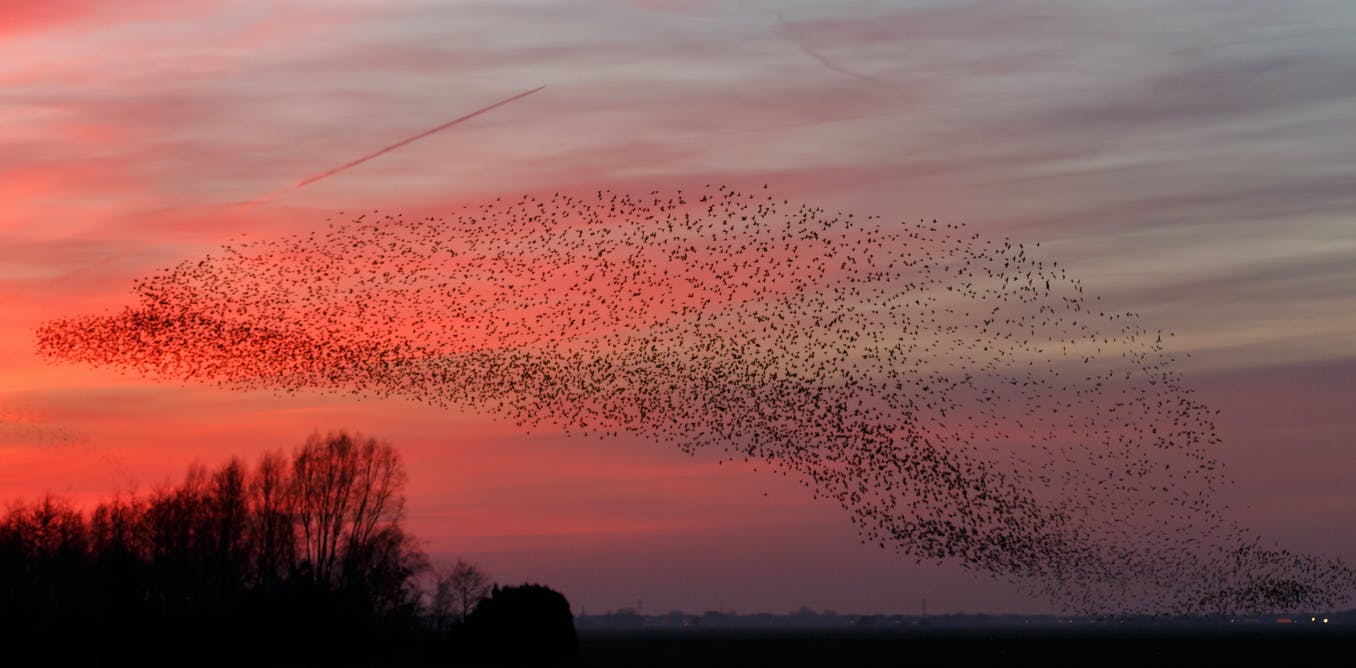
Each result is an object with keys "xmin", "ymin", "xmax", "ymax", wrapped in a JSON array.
[{"xmin": 575, "ymin": 627, "xmax": 1355, "ymax": 666}]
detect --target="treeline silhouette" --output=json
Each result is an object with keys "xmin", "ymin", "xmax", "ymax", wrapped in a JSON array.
[{"xmin": 0, "ymin": 431, "xmax": 576, "ymax": 666}]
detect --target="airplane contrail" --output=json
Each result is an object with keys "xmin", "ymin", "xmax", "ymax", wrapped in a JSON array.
[
  {"xmin": 774, "ymin": 13, "xmax": 903, "ymax": 93},
  {"xmin": 293, "ymin": 85, "xmax": 546, "ymax": 190}
]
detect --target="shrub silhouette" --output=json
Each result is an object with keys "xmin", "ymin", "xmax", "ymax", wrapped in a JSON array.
[{"xmin": 466, "ymin": 583, "xmax": 578, "ymax": 665}]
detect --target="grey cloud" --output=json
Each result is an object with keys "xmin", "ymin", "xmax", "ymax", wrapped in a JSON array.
[{"xmin": 1043, "ymin": 53, "xmax": 1356, "ymax": 135}]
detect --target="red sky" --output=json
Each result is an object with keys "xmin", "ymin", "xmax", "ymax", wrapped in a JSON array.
[{"xmin": 2, "ymin": 0, "xmax": 1354, "ymax": 614}]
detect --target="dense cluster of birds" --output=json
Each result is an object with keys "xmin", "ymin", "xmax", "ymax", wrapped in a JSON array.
[{"xmin": 36, "ymin": 186, "xmax": 1352, "ymax": 614}]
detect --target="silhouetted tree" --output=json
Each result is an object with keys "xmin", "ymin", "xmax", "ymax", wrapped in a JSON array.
[
  {"xmin": 0, "ymin": 495, "xmax": 87, "ymax": 621},
  {"xmin": 88, "ymin": 491, "xmax": 149, "ymax": 622},
  {"xmin": 451, "ymin": 558, "xmax": 493, "ymax": 622},
  {"xmin": 430, "ymin": 566, "xmax": 456, "ymax": 632},
  {"xmin": 291, "ymin": 430, "xmax": 406, "ymax": 589},
  {"xmin": 429, "ymin": 557, "xmax": 494, "ymax": 633},
  {"xmin": 248, "ymin": 449, "xmax": 295, "ymax": 588},
  {"xmin": 206, "ymin": 458, "xmax": 250, "ymax": 609}
]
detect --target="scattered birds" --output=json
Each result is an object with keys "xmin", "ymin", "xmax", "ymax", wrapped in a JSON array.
[
  {"xmin": 0, "ymin": 403, "xmax": 85, "ymax": 448},
  {"xmin": 35, "ymin": 186, "xmax": 1353, "ymax": 614}
]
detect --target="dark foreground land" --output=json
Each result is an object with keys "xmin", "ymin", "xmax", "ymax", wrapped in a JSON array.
[{"xmin": 576, "ymin": 626, "xmax": 1356, "ymax": 667}]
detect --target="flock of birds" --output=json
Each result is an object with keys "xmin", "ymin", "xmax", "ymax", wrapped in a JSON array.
[
  {"xmin": 0, "ymin": 418, "xmax": 74, "ymax": 448},
  {"xmin": 36, "ymin": 186, "xmax": 1352, "ymax": 614},
  {"xmin": 0, "ymin": 403, "xmax": 85, "ymax": 448}
]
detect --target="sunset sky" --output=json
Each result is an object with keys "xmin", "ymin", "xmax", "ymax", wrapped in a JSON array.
[{"xmin": 3, "ymin": 0, "xmax": 1353, "ymax": 615}]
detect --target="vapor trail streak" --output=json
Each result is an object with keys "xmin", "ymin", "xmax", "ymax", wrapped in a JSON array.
[
  {"xmin": 774, "ymin": 13, "xmax": 903, "ymax": 93},
  {"xmin": 293, "ymin": 85, "xmax": 546, "ymax": 189}
]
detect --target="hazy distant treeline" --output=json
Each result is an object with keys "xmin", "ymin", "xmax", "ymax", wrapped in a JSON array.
[{"xmin": 0, "ymin": 431, "xmax": 430, "ymax": 664}]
